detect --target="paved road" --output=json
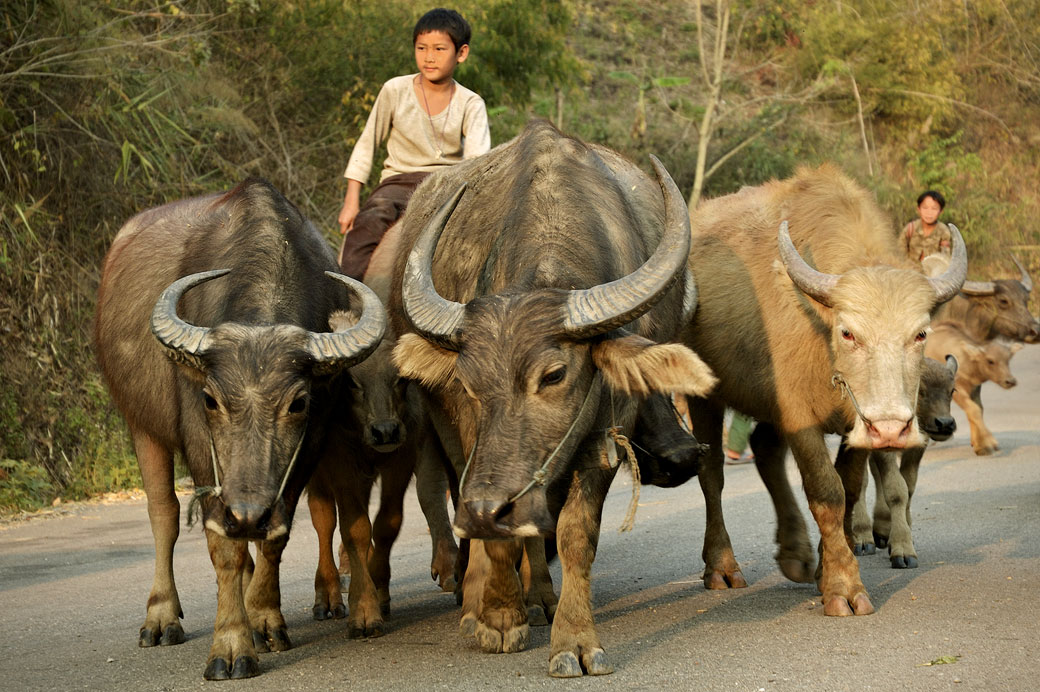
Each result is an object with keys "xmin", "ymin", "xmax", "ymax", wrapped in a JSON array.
[{"xmin": 2, "ymin": 347, "xmax": 1039, "ymax": 691}]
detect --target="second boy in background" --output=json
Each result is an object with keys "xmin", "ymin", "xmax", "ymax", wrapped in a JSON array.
[{"xmin": 337, "ymin": 8, "xmax": 491, "ymax": 279}]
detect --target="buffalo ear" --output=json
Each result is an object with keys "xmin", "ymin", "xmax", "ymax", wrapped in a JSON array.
[
  {"xmin": 392, "ymin": 333, "xmax": 459, "ymax": 389},
  {"xmin": 591, "ymin": 334, "xmax": 717, "ymax": 398}
]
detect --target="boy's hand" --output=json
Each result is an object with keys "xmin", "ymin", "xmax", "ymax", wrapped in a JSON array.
[{"xmin": 338, "ymin": 198, "xmax": 359, "ymax": 235}]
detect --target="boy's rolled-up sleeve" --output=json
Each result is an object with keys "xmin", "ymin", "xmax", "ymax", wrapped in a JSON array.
[
  {"xmin": 344, "ymin": 82, "xmax": 395, "ymax": 183},
  {"xmin": 462, "ymin": 97, "xmax": 491, "ymax": 159}
]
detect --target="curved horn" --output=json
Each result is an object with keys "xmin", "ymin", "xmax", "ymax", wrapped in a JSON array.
[
  {"xmin": 562, "ymin": 155, "xmax": 692, "ymax": 338},
  {"xmin": 150, "ymin": 269, "xmax": 230, "ymax": 370},
  {"xmin": 777, "ymin": 220, "xmax": 839, "ymax": 307},
  {"xmin": 959, "ymin": 280, "xmax": 997, "ymax": 296},
  {"xmin": 401, "ymin": 184, "xmax": 468, "ymax": 350},
  {"xmin": 927, "ymin": 223, "xmax": 968, "ymax": 303},
  {"xmin": 1011, "ymin": 254, "xmax": 1033, "ymax": 293},
  {"xmin": 307, "ymin": 272, "xmax": 387, "ymax": 374}
]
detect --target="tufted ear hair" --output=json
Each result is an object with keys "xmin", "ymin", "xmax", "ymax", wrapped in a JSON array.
[
  {"xmin": 591, "ymin": 334, "xmax": 717, "ymax": 398},
  {"xmin": 392, "ymin": 333, "xmax": 459, "ymax": 389}
]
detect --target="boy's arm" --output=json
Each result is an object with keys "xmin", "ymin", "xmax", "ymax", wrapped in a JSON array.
[
  {"xmin": 461, "ymin": 97, "xmax": 491, "ymax": 159},
  {"xmin": 343, "ymin": 82, "xmax": 395, "ymax": 189}
]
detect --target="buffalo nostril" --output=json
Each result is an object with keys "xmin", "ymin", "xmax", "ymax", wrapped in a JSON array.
[
  {"xmin": 371, "ymin": 421, "xmax": 401, "ymax": 446},
  {"xmin": 255, "ymin": 508, "xmax": 272, "ymax": 533},
  {"xmin": 224, "ymin": 506, "xmax": 241, "ymax": 534},
  {"xmin": 466, "ymin": 498, "xmax": 515, "ymax": 526}
]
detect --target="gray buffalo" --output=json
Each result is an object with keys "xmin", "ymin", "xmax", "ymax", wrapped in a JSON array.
[
  {"xmin": 937, "ymin": 256, "xmax": 1039, "ymax": 343},
  {"xmin": 94, "ymin": 178, "xmax": 385, "ymax": 679},
  {"xmin": 388, "ymin": 121, "xmax": 716, "ymax": 677},
  {"xmin": 679, "ymin": 165, "xmax": 966, "ymax": 616}
]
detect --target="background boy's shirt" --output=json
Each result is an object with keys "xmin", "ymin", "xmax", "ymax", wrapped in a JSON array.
[
  {"xmin": 905, "ymin": 218, "xmax": 953, "ymax": 263},
  {"xmin": 345, "ymin": 74, "xmax": 490, "ymax": 184}
]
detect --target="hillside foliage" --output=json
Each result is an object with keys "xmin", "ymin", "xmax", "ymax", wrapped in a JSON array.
[{"xmin": 2, "ymin": 0, "xmax": 1039, "ymax": 513}]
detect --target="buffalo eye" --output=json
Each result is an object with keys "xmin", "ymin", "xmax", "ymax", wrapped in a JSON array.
[
  {"xmin": 288, "ymin": 395, "xmax": 308, "ymax": 414},
  {"xmin": 840, "ymin": 328, "xmax": 855, "ymax": 342},
  {"xmin": 915, "ymin": 330, "xmax": 927, "ymax": 343},
  {"xmin": 203, "ymin": 392, "xmax": 218, "ymax": 411},
  {"xmin": 540, "ymin": 366, "xmax": 566, "ymax": 389}
]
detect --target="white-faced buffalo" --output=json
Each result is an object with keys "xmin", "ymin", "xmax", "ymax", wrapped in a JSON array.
[
  {"xmin": 679, "ymin": 165, "xmax": 966, "ymax": 616},
  {"xmin": 388, "ymin": 121, "xmax": 716, "ymax": 677},
  {"xmin": 852, "ymin": 355, "xmax": 959, "ymax": 568},
  {"xmin": 94, "ymin": 178, "xmax": 385, "ymax": 680},
  {"xmin": 925, "ymin": 321, "xmax": 1023, "ymax": 455}
]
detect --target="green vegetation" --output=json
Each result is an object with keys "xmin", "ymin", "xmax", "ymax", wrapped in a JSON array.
[{"xmin": 2, "ymin": 0, "xmax": 1038, "ymax": 514}]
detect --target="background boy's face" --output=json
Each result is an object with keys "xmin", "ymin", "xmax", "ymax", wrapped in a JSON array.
[
  {"xmin": 918, "ymin": 197, "xmax": 942, "ymax": 225},
  {"xmin": 414, "ymin": 30, "xmax": 468, "ymax": 84}
]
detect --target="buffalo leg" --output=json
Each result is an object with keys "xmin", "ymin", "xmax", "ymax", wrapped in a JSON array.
[
  {"xmin": 789, "ymin": 433, "xmax": 873, "ymax": 616},
  {"xmin": 339, "ymin": 477, "xmax": 384, "ymax": 638},
  {"xmin": 370, "ymin": 450, "xmax": 417, "ymax": 616},
  {"xmin": 246, "ymin": 536, "xmax": 292, "ymax": 652},
  {"xmin": 750, "ymin": 423, "xmax": 814, "ymax": 583},
  {"xmin": 473, "ymin": 539, "xmax": 530, "ymax": 654},
  {"xmin": 870, "ymin": 451, "xmax": 917, "ymax": 568},
  {"xmin": 548, "ymin": 465, "xmax": 613, "ymax": 677},
  {"xmin": 459, "ymin": 538, "xmax": 488, "ymax": 637},
  {"xmin": 955, "ymin": 386, "xmax": 998, "ymax": 455},
  {"xmin": 134, "ymin": 429, "xmax": 185, "ymax": 647},
  {"xmin": 414, "ymin": 439, "xmax": 459, "ymax": 592},
  {"xmin": 203, "ymin": 531, "xmax": 259, "ymax": 680},
  {"xmin": 851, "ymin": 467, "xmax": 875, "ymax": 555},
  {"xmin": 521, "ymin": 536, "xmax": 558, "ymax": 626},
  {"xmin": 689, "ymin": 400, "xmax": 746, "ymax": 589},
  {"xmin": 308, "ymin": 483, "xmax": 345, "ymax": 620}
]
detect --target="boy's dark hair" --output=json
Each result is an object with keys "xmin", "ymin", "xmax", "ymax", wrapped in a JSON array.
[
  {"xmin": 414, "ymin": 8, "xmax": 471, "ymax": 50},
  {"xmin": 917, "ymin": 190, "xmax": 946, "ymax": 210}
]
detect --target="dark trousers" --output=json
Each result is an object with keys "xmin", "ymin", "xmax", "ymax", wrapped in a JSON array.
[{"xmin": 337, "ymin": 171, "xmax": 430, "ymax": 279}]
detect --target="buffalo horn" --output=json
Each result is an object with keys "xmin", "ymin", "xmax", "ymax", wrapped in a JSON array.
[
  {"xmin": 562, "ymin": 155, "xmax": 693, "ymax": 338},
  {"xmin": 307, "ymin": 272, "xmax": 387, "ymax": 373},
  {"xmin": 927, "ymin": 223, "xmax": 968, "ymax": 303},
  {"xmin": 959, "ymin": 280, "xmax": 997, "ymax": 296},
  {"xmin": 151, "ymin": 268, "xmax": 230, "ymax": 370},
  {"xmin": 1011, "ymin": 254, "xmax": 1033, "ymax": 293},
  {"xmin": 401, "ymin": 184, "xmax": 469, "ymax": 349},
  {"xmin": 777, "ymin": 220, "xmax": 840, "ymax": 306}
]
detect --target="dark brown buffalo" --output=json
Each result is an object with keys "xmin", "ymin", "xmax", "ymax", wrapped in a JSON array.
[
  {"xmin": 936, "ymin": 256, "xmax": 1039, "ymax": 343},
  {"xmin": 679, "ymin": 165, "xmax": 966, "ymax": 616},
  {"xmin": 852, "ymin": 355, "xmax": 959, "ymax": 568},
  {"xmin": 94, "ymin": 178, "xmax": 385, "ymax": 680},
  {"xmin": 389, "ymin": 121, "xmax": 716, "ymax": 677}
]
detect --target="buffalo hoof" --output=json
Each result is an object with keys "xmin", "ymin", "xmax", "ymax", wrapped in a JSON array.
[
  {"xmin": 379, "ymin": 601, "xmax": 391, "ymax": 618},
  {"xmin": 312, "ymin": 603, "xmax": 346, "ymax": 621},
  {"xmin": 527, "ymin": 604, "xmax": 549, "ymax": 627},
  {"xmin": 973, "ymin": 445, "xmax": 998, "ymax": 456},
  {"xmin": 704, "ymin": 569, "xmax": 747, "ymax": 590},
  {"xmin": 348, "ymin": 621, "xmax": 385, "ymax": 639},
  {"xmin": 872, "ymin": 531, "xmax": 889, "ymax": 550},
  {"xmin": 459, "ymin": 613, "xmax": 477, "ymax": 637},
  {"xmin": 823, "ymin": 592, "xmax": 874, "ymax": 617},
  {"xmin": 475, "ymin": 620, "xmax": 529, "ymax": 653},
  {"xmin": 778, "ymin": 557, "xmax": 815, "ymax": 583},
  {"xmin": 204, "ymin": 655, "xmax": 260, "ymax": 680},
  {"xmin": 853, "ymin": 542, "xmax": 876, "ymax": 556},
  {"xmin": 548, "ymin": 649, "xmax": 613, "ymax": 677},
  {"xmin": 890, "ymin": 555, "xmax": 918, "ymax": 569},
  {"xmin": 139, "ymin": 623, "xmax": 185, "ymax": 647},
  {"xmin": 252, "ymin": 627, "xmax": 291, "ymax": 653}
]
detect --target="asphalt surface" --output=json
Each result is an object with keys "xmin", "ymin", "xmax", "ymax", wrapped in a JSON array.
[{"xmin": 2, "ymin": 346, "xmax": 1039, "ymax": 691}]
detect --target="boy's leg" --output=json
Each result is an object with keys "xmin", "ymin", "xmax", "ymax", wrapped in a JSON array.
[
  {"xmin": 338, "ymin": 172, "xmax": 430, "ymax": 279},
  {"xmin": 725, "ymin": 411, "xmax": 754, "ymax": 459}
]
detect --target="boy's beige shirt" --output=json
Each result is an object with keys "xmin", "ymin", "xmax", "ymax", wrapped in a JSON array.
[{"xmin": 344, "ymin": 74, "xmax": 490, "ymax": 184}]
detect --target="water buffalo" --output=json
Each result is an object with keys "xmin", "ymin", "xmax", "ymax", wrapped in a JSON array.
[
  {"xmin": 388, "ymin": 121, "xmax": 717, "ymax": 677},
  {"xmin": 308, "ymin": 223, "xmax": 458, "ymax": 639},
  {"xmin": 936, "ymin": 256, "xmax": 1039, "ymax": 344},
  {"xmin": 679, "ymin": 165, "xmax": 966, "ymax": 616},
  {"xmin": 925, "ymin": 321, "xmax": 1023, "ymax": 454},
  {"xmin": 94, "ymin": 178, "xmax": 385, "ymax": 680},
  {"xmin": 852, "ymin": 355, "xmax": 959, "ymax": 568}
]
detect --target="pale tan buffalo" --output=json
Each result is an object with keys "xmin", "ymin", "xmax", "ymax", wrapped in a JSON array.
[{"xmin": 679, "ymin": 165, "xmax": 966, "ymax": 616}]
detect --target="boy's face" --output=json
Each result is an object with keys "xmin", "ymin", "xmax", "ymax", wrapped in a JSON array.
[
  {"xmin": 414, "ymin": 30, "xmax": 468, "ymax": 84},
  {"xmin": 918, "ymin": 197, "xmax": 942, "ymax": 225}
]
